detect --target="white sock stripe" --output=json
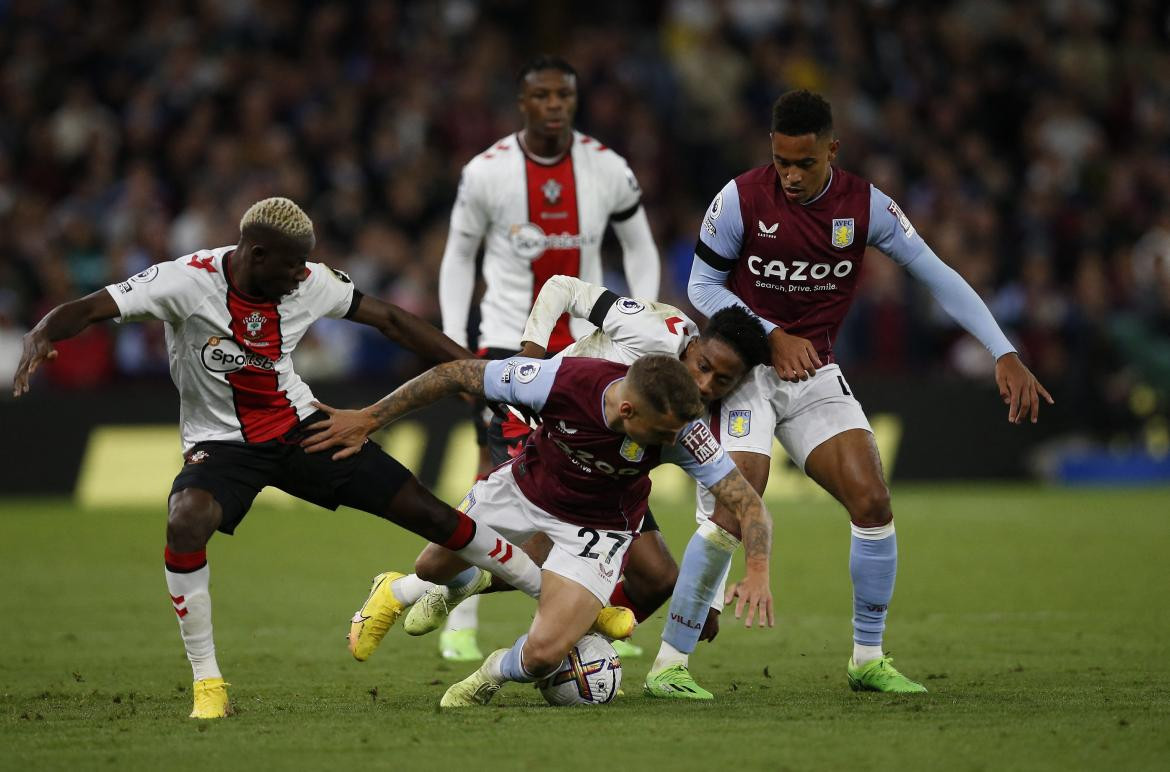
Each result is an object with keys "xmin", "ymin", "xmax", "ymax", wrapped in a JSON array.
[
  {"xmin": 850, "ymin": 522, "xmax": 895, "ymax": 540},
  {"xmin": 697, "ymin": 519, "xmax": 741, "ymax": 552}
]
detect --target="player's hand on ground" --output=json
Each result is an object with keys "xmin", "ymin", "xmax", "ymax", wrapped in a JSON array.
[
  {"xmin": 767, "ymin": 328, "xmax": 822, "ymax": 382},
  {"xmin": 12, "ymin": 331, "xmax": 58, "ymax": 397},
  {"xmin": 725, "ymin": 572, "xmax": 775, "ymax": 629},
  {"xmin": 698, "ymin": 607, "xmax": 720, "ymax": 643},
  {"xmin": 300, "ymin": 401, "xmax": 379, "ymax": 460},
  {"xmin": 995, "ymin": 352, "xmax": 1054, "ymax": 424}
]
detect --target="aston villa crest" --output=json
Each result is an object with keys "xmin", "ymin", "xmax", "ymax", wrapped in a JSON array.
[
  {"xmin": 243, "ymin": 311, "xmax": 266, "ymax": 338},
  {"xmin": 541, "ymin": 178, "xmax": 562, "ymax": 205},
  {"xmin": 728, "ymin": 410, "xmax": 751, "ymax": 438},
  {"xmin": 619, "ymin": 437, "xmax": 645, "ymax": 462},
  {"xmin": 831, "ymin": 218, "xmax": 855, "ymax": 249}
]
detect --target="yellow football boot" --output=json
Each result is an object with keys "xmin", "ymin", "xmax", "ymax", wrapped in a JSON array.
[
  {"xmin": 189, "ymin": 677, "xmax": 231, "ymax": 719},
  {"xmin": 590, "ymin": 606, "xmax": 636, "ymax": 640},
  {"xmin": 348, "ymin": 571, "xmax": 407, "ymax": 661}
]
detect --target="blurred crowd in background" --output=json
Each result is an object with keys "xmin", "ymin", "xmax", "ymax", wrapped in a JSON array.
[{"xmin": 0, "ymin": 0, "xmax": 1167, "ymax": 447}]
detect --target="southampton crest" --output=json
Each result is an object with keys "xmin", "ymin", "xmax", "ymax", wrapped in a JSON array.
[
  {"xmin": 243, "ymin": 311, "xmax": 266, "ymax": 338},
  {"xmin": 542, "ymin": 178, "xmax": 562, "ymax": 205}
]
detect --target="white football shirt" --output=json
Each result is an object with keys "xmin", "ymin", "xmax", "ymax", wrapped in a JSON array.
[
  {"xmin": 105, "ymin": 246, "xmax": 356, "ymax": 451},
  {"xmin": 442, "ymin": 131, "xmax": 652, "ymax": 353},
  {"xmin": 521, "ymin": 275, "xmax": 697, "ymax": 364}
]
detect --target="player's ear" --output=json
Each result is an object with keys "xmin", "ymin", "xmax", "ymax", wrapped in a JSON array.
[{"xmin": 828, "ymin": 138, "xmax": 840, "ymax": 160}]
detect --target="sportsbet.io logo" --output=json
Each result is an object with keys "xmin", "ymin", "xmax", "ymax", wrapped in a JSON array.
[
  {"xmin": 201, "ymin": 336, "xmax": 277, "ymax": 374},
  {"xmin": 508, "ymin": 223, "xmax": 593, "ymax": 260}
]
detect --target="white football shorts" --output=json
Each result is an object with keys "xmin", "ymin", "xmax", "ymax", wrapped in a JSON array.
[
  {"xmin": 696, "ymin": 362, "xmax": 872, "ymax": 523},
  {"xmin": 457, "ymin": 465, "xmax": 634, "ymax": 604}
]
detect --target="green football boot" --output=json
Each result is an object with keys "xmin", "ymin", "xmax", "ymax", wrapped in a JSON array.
[
  {"xmin": 611, "ymin": 639, "xmax": 644, "ymax": 659},
  {"xmin": 847, "ymin": 656, "xmax": 927, "ymax": 693},
  {"xmin": 643, "ymin": 664, "xmax": 714, "ymax": 700},
  {"xmin": 440, "ymin": 628, "xmax": 484, "ymax": 662}
]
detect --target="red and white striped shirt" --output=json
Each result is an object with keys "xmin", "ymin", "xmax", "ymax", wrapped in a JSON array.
[
  {"xmin": 105, "ymin": 246, "xmax": 356, "ymax": 451},
  {"xmin": 440, "ymin": 131, "xmax": 658, "ymax": 353}
]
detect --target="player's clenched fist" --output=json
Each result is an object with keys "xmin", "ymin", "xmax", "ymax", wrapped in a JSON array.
[{"xmin": 767, "ymin": 327, "xmax": 822, "ymax": 382}]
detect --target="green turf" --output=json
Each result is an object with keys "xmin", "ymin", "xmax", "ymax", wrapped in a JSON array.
[{"xmin": 1, "ymin": 486, "xmax": 1168, "ymax": 771}]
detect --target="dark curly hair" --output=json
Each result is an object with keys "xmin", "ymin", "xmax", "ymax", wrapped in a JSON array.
[
  {"xmin": 516, "ymin": 55, "xmax": 578, "ymax": 88},
  {"xmin": 771, "ymin": 90, "xmax": 833, "ymax": 138},
  {"xmin": 701, "ymin": 306, "xmax": 770, "ymax": 370}
]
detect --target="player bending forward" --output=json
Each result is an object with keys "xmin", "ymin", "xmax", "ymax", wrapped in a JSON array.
[
  {"xmin": 324, "ymin": 275, "xmax": 769, "ymax": 662},
  {"xmin": 302, "ymin": 354, "xmax": 774, "ymax": 706},
  {"xmin": 11, "ymin": 198, "xmax": 545, "ymax": 719},
  {"xmin": 646, "ymin": 90, "xmax": 1054, "ymax": 699}
]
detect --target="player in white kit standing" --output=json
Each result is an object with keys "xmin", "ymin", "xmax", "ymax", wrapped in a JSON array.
[
  {"xmin": 435, "ymin": 55, "xmax": 660, "ymax": 660},
  {"xmin": 11, "ymin": 198, "xmax": 546, "ymax": 718}
]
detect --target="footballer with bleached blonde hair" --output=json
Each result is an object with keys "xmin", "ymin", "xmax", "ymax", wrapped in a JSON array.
[{"xmin": 12, "ymin": 197, "xmax": 550, "ymax": 721}]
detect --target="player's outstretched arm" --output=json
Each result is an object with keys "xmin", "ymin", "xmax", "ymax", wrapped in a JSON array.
[
  {"xmin": 708, "ymin": 469, "xmax": 775, "ymax": 628},
  {"xmin": 995, "ymin": 352, "xmax": 1054, "ymax": 424},
  {"xmin": 347, "ymin": 294, "xmax": 474, "ymax": 364},
  {"xmin": 301, "ymin": 360, "xmax": 489, "ymax": 459},
  {"xmin": 13, "ymin": 289, "xmax": 120, "ymax": 397}
]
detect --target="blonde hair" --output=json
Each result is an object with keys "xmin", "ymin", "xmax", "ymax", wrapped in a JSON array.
[
  {"xmin": 239, "ymin": 197, "xmax": 314, "ymax": 240},
  {"xmin": 628, "ymin": 354, "xmax": 703, "ymax": 421}
]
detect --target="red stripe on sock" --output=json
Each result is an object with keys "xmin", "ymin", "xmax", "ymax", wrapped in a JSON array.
[
  {"xmin": 164, "ymin": 547, "xmax": 207, "ymax": 571},
  {"xmin": 441, "ymin": 511, "xmax": 476, "ymax": 551},
  {"xmin": 609, "ymin": 581, "xmax": 655, "ymax": 623}
]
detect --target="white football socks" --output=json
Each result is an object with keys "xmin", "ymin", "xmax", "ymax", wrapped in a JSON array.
[
  {"xmin": 164, "ymin": 563, "xmax": 222, "ymax": 682},
  {"xmin": 852, "ymin": 644, "xmax": 884, "ymax": 666},
  {"xmin": 651, "ymin": 640, "xmax": 689, "ymax": 672},
  {"xmin": 391, "ymin": 574, "xmax": 435, "ymax": 605},
  {"xmin": 444, "ymin": 593, "xmax": 480, "ymax": 632}
]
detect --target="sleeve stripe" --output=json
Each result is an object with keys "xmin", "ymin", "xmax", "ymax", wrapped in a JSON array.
[
  {"xmin": 588, "ymin": 290, "xmax": 620, "ymax": 327},
  {"xmin": 610, "ymin": 200, "xmax": 642, "ymax": 223},
  {"xmin": 695, "ymin": 240, "xmax": 736, "ymax": 272},
  {"xmin": 344, "ymin": 289, "xmax": 364, "ymax": 319}
]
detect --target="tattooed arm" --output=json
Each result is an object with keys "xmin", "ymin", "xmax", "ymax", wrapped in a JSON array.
[
  {"xmin": 708, "ymin": 468, "xmax": 775, "ymax": 628},
  {"xmin": 301, "ymin": 360, "xmax": 488, "ymax": 459}
]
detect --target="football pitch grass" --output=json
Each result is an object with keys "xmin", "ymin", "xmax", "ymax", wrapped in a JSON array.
[{"xmin": 1, "ymin": 485, "xmax": 1168, "ymax": 771}]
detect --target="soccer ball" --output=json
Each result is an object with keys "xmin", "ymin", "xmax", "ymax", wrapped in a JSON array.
[{"xmin": 538, "ymin": 633, "xmax": 622, "ymax": 706}]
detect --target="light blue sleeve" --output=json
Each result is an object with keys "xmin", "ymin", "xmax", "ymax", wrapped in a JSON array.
[
  {"xmin": 687, "ymin": 259, "xmax": 778, "ymax": 335},
  {"xmin": 687, "ymin": 179, "xmax": 777, "ymax": 334},
  {"xmin": 482, "ymin": 357, "xmax": 562, "ymax": 412},
  {"xmin": 696, "ymin": 179, "xmax": 744, "ymax": 261},
  {"xmin": 867, "ymin": 185, "xmax": 1016, "ymax": 360},
  {"xmin": 661, "ymin": 420, "xmax": 737, "ymax": 489}
]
